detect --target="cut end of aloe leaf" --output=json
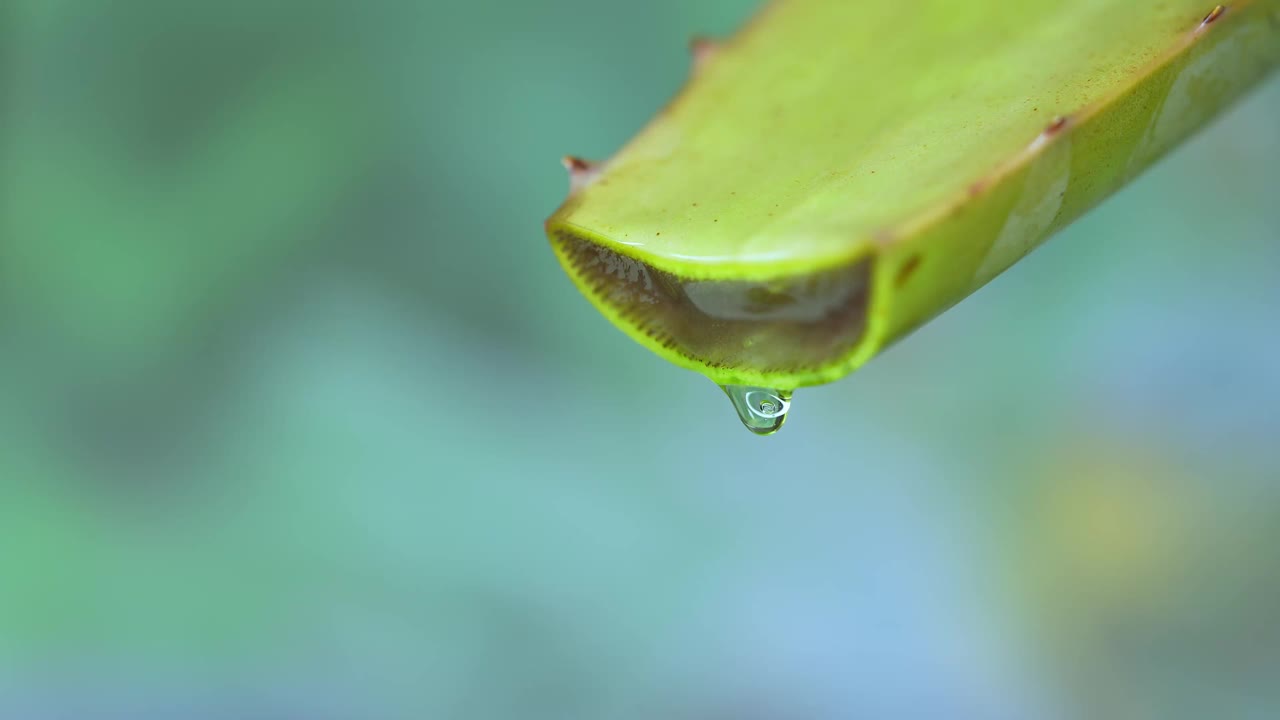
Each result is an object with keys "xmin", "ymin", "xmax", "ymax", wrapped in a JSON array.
[
  {"xmin": 548, "ymin": 0, "xmax": 1280, "ymax": 391},
  {"xmin": 550, "ymin": 226, "xmax": 872, "ymax": 387}
]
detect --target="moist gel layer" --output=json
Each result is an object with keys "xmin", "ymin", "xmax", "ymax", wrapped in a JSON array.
[{"xmin": 551, "ymin": 229, "xmax": 872, "ymax": 380}]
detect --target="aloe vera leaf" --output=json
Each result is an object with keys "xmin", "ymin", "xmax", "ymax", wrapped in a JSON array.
[{"xmin": 547, "ymin": 0, "xmax": 1280, "ymax": 390}]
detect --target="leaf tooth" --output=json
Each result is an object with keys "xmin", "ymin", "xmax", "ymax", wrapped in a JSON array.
[
  {"xmin": 1199, "ymin": 5, "xmax": 1226, "ymax": 29},
  {"xmin": 560, "ymin": 155, "xmax": 601, "ymax": 195},
  {"xmin": 689, "ymin": 36, "xmax": 722, "ymax": 72},
  {"xmin": 1028, "ymin": 114, "xmax": 1072, "ymax": 151}
]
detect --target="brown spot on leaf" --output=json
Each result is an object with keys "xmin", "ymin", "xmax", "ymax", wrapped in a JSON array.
[
  {"xmin": 1201, "ymin": 5, "xmax": 1226, "ymax": 26},
  {"xmin": 896, "ymin": 255, "xmax": 922, "ymax": 288}
]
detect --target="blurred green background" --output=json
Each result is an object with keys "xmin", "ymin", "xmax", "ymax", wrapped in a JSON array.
[{"xmin": 2, "ymin": 1, "xmax": 1279, "ymax": 717}]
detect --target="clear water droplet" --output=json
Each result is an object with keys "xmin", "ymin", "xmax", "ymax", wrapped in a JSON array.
[{"xmin": 720, "ymin": 385, "xmax": 793, "ymax": 436}]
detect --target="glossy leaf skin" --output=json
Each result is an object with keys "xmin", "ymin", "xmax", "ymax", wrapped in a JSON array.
[{"xmin": 548, "ymin": 0, "xmax": 1280, "ymax": 389}]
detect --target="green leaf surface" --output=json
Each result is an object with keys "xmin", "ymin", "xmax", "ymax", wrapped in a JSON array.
[{"xmin": 548, "ymin": 0, "xmax": 1280, "ymax": 389}]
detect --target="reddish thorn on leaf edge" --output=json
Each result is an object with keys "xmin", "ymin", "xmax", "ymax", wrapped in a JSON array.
[
  {"xmin": 561, "ymin": 156, "xmax": 601, "ymax": 195},
  {"xmin": 1202, "ymin": 5, "xmax": 1226, "ymax": 26},
  {"xmin": 689, "ymin": 36, "xmax": 720, "ymax": 69},
  {"xmin": 561, "ymin": 156, "xmax": 594, "ymax": 174}
]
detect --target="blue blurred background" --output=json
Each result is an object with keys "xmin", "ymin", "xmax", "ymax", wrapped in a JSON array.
[{"xmin": 2, "ymin": 1, "xmax": 1279, "ymax": 717}]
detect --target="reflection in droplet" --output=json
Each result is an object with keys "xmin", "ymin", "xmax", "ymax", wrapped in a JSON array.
[{"xmin": 720, "ymin": 384, "xmax": 793, "ymax": 436}]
